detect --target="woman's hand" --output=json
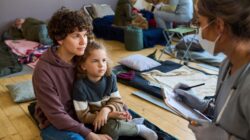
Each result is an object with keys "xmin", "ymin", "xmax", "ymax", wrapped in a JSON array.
[
  {"xmin": 173, "ymin": 83, "xmax": 209, "ymax": 112},
  {"xmin": 93, "ymin": 107, "xmax": 111, "ymax": 131},
  {"xmin": 86, "ymin": 132, "xmax": 112, "ymax": 140}
]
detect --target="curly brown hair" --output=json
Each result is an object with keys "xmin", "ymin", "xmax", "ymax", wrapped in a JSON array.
[
  {"xmin": 76, "ymin": 41, "xmax": 112, "ymax": 78},
  {"xmin": 48, "ymin": 8, "xmax": 93, "ymax": 45}
]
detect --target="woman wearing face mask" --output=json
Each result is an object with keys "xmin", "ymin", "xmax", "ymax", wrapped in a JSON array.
[{"xmin": 173, "ymin": 0, "xmax": 250, "ymax": 139}]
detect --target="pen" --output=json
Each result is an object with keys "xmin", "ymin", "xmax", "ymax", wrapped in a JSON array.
[
  {"xmin": 182, "ymin": 83, "xmax": 205, "ymax": 90},
  {"xmin": 193, "ymin": 109, "xmax": 211, "ymax": 122}
]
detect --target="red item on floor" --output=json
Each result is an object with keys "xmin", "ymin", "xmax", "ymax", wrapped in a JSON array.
[
  {"xmin": 132, "ymin": 7, "xmax": 140, "ymax": 14},
  {"xmin": 149, "ymin": 19, "xmax": 156, "ymax": 28}
]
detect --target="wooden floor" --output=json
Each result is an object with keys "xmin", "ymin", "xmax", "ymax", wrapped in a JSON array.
[{"xmin": 0, "ymin": 39, "xmax": 195, "ymax": 140}]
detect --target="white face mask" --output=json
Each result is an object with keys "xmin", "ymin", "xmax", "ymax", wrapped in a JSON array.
[{"xmin": 198, "ymin": 21, "xmax": 221, "ymax": 55}]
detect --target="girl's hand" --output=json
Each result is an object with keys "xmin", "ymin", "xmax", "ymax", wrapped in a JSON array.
[
  {"xmin": 108, "ymin": 111, "xmax": 128, "ymax": 120},
  {"xmin": 125, "ymin": 110, "xmax": 132, "ymax": 121},
  {"xmin": 93, "ymin": 107, "xmax": 111, "ymax": 131}
]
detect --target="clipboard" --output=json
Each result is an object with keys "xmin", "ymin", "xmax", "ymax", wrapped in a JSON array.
[{"xmin": 160, "ymin": 87, "xmax": 211, "ymax": 122}]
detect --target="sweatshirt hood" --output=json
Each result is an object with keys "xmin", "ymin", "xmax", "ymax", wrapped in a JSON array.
[{"xmin": 39, "ymin": 46, "xmax": 76, "ymax": 68}]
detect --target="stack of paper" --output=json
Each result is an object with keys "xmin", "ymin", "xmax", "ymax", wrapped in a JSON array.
[
  {"xmin": 161, "ymin": 87, "xmax": 210, "ymax": 121},
  {"xmin": 132, "ymin": 90, "xmax": 210, "ymax": 122}
]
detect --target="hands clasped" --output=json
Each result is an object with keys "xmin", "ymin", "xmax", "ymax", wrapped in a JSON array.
[{"xmin": 93, "ymin": 107, "xmax": 132, "ymax": 132}]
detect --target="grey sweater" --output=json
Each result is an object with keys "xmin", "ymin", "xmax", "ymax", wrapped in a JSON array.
[
  {"xmin": 170, "ymin": 0, "xmax": 193, "ymax": 20},
  {"xmin": 211, "ymin": 58, "xmax": 250, "ymax": 139}
]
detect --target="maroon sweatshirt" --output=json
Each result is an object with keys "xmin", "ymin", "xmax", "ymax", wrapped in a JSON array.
[{"xmin": 32, "ymin": 47, "xmax": 91, "ymax": 137}]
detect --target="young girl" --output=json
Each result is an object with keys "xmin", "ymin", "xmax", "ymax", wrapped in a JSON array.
[{"xmin": 73, "ymin": 41, "xmax": 158, "ymax": 140}]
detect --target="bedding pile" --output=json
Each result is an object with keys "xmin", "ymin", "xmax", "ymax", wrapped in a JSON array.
[{"xmin": 114, "ymin": 59, "xmax": 217, "ymax": 100}]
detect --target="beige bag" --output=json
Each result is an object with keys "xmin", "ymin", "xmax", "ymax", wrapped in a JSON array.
[{"xmin": 131, "ymin": 14, "xmax": 148, "ymax": 29}]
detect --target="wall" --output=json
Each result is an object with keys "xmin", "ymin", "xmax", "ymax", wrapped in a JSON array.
[{"xmin": 0, "ymin": 0, "xmax": 117, "ymax": 34}]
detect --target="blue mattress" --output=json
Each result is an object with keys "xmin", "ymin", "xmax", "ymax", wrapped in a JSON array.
[
  {"xmin": 114, "ymin": 60, "xmax": 182, "ymax": 99},
  {"xmin": 93, "ymin": 11, "xmax": 166, "ymax": 48},
  {"xmin": 28, "ymin": 102, "xmax": 177, "ymax": 140}
]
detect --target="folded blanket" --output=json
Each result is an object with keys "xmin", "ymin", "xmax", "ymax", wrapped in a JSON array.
[
  {"xmin": 5, "ymin": 39, "xmax": 39, "ymax": 56},
  {"xmin": 141, "ymin": 66, "xmax": 217, "ymax": 99}
]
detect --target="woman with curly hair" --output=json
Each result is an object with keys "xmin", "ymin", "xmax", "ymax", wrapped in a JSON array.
[{"xmin": 32, "ymin": 8, "xmax": 111, "ymax": 140}]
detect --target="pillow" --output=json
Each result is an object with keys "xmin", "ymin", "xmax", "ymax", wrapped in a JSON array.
[
  {"xmin": 6, "ymin": 80, "xmax": 35, "ymax": 103},
  {"xmin": 175, "ymin": 34, "xmax": 204, "ymax": 52},
  {"xmin": 119, "ymin": 54, "xmax": 161, "ymax": 71},
  {"xmin": 92, "ymin": 3, "xmax": 114, "ymax": 18}
]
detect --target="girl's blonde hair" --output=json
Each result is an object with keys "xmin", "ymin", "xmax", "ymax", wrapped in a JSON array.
[{"xmin": 76, "ymin": 41, "xmax": 112, "ymax": 78}]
